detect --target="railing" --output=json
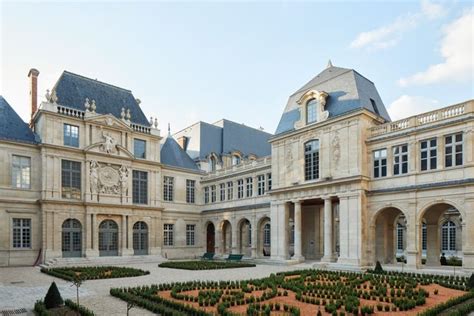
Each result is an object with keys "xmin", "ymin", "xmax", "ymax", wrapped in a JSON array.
[
  {"xmin": 130, "ymin": 123, "xmax": 151, "ymax": 134},
  {"xmin": 370, "ymin": 101, "xmax": 472, "ymax": 137},
  {"xmin": 57, "ymin": 105, "xmax": 85, "ymax": 118}
]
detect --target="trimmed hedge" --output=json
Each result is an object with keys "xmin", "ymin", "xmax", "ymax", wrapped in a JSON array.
[
  {"xmin": 34, "ymin": 299, "xmax": 95, "ymax": 316},
  {"xmin": 40, "ymin": 266, "xmax": 149, "ymax": 281},
  {"xmin": 417, "ymin": 292, "xmax": 474, "ymax": 316},
  {"xmin": 158, "ymin": 260, "xmax": 256, "ymax": 270}
]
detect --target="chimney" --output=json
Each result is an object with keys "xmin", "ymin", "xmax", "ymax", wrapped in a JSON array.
[
  {"xmin": 177, "ymin": 136, "xmax": 189, "ymax": 151},
  {"xmin": 28, "ymin": 68, "xmax": 40, "ymax": 119}
]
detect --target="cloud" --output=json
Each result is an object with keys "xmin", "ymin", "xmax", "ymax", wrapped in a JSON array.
[
  {"xmin": 399, "ymin": 9, "xmax": 474, "ymax": 86},
  {"xmin": 387, "ymin": 95, "xmax": 440, "ymax": 120},
  {"xmin": 350, "ymin": 0, "xmax": 445, "ymax": 51}
]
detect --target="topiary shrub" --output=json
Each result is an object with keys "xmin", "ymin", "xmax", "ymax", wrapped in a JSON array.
[
  {"xmin": 374, "ymin": 261, "xmax": 384, "ymax": 274},
  {"xmin": 468, "ymin": 274, "xmax": 474, "ymax": 290},
  {"xmin": 44, "ymin": 281, "xmax": 64, "ymax": 309}
]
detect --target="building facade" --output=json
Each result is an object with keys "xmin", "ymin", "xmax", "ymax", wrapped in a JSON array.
[{"xmin": 1, "ymin": 64, "xmax": 473, "ymax": 271}]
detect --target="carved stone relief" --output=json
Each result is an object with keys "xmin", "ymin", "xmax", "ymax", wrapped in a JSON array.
[
  {"xmin": 100, "ymin": 132, "xmax": 117, "ymax": 154},
  {"xmin": 89, "ymin": 160, "xmax": 129, "ymax": 195}
]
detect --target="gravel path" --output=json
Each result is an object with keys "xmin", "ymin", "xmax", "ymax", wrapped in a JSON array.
[{"xmin": 0, "ymin": 262, "xmax": 315, "ymax": 315}]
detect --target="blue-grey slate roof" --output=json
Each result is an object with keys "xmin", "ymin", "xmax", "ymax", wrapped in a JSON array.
[
  {"xmin": 219, "ymin": 119, "xmax": 271, "ymax": 157},
  {"xmin": 275, "ymin": 65, "xmax": 391, "ymax": 135},
  {"xmin": 161, "ymin": 136, "xmax": 199, "ymax": 170},
  {"xmin": 53, "ymin": 71, "xmax": 149, "ymax": 126},
  {"xmin": 0, "ymin": 96, "xmax": 39, "ymax": 144}
]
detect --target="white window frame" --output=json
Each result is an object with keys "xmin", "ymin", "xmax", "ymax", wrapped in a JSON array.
[
  {"xmin": 373, "ymin": 149, "xmax": 387, "ymax": 178},
  {"xmin": 445, "ymin": 133, "xmax": 463, "ymax": 168},
  {"xmin": 219, "ymin": 183, "xmax": 225, "ymax": 201},
  {"xmin": 420, "ymin": 138, "xmax": 437, "ymax": 171},
  {"xmin": 186, "ymin": 224, "xmax": 195, "ymax": 246},
  {"xmin": 12, "ymin": 155, "xmax": 31, "ymax": 189},
  {"xmin": 163, "ymin": 176, "xmax": 174, "ymax": 202},
  {"xmin": 257, "ymin": 175, "xmax": 265, "ymax": 196},
  {"xmin": 237, "ymin": 179, "xmax": 244, "ymax": 199},
  {"xmin": 186, "ymin": 179, "xmax": 195, "ymax": 204},
  {"xmin": 246, "ymin": 177, "xmax": 253, "ymax": 197},
  {"xmin": 393, "ymin": 144, "xmax": 408, "ymax": 175},
  {"xmin": 227, "ymin": 181, "xmax": 233, "ymax": 200},
  {"xmin": 12, "ymin": 218, "xmax": 31, "ymax": 249},
  {"xmin": 163, "ymin": 223, "xmax": 174, "ymax": 246}
]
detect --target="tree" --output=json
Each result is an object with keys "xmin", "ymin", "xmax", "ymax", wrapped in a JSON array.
[
  {"xmin": 374, "ymin": 261, "xmax": 384, "ymax": 274},
  {"xmin": 69, "ymin": 274, "xmax": 83, "ymax": 305},
  {"xmin": 44, "ymin": 281, "xmax": 64, "ymax": 309}
]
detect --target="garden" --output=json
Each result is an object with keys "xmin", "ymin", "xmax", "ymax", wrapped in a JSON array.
[
  {"xmin": 40, "ymin": 266, "xmax": 149, "ymax": 281},
  {"xmin": 159, "ymin": 260, "xmax": 256, "ymax": 270},
  {"xmin": 110, "ymin": 267, "xmax": 474, "ymax": 315}
]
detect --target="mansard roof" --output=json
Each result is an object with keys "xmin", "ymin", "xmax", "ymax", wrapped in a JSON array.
[
  {"xmin": 0, "ymin": 96, "xmax": 39, "ymax": 144},
  {"xmin": 161, "ymin": 135, "xmax": 199, "ymax": 171},
  {"xmin": 275, "ymin": 64, "xmax": 391, "ymax": 135},
  {"xmin": 52, "ymin": 71, "xmax": 149, "ymax": 126}
]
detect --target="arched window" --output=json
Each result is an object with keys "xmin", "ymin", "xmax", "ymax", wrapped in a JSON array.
[
  {"xmin": 304, "ymin": 140, "xmax": 320, "ymax": 181},
  {"xmin": 396, "ymin": 223, "xmax": 404, "ymax": 251},
  {"xmin": 210, "ymin": 156, "xmax": 217, "ymax": 172},
  {"xmin": 263, "ymin": 223, "xmax": 271, "ymax": 246},
  {"xmin": 442, "ymin": 221, "xmax": 456, "ymax": 252},
  {"xmin": 232, "ymin": 154, "xmax": 241, "ymax": 166},
  {"xmin": 306, "ymin": 99, "xmax": 318, "ymax": 124}
]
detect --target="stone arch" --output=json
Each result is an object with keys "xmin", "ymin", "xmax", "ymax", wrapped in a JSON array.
[
  {"xmin": 371, "ymin": 206, "xmax": 408, "ymax": 264},
  {"xmin": 62, "ymin": 218, "xmax": 82, "ymax": 258},
  {"xmin": 257, "ymin": 216, "xmax": 271, "ymax": 258},
  {"xmin": 220, "ymin": 220, "xmax": 232, "ymax": 254},
  {"xmin": 418, "ymin": 201, "xmax": 463, "ymax": 266},
  {"xmin": 204, "ymin": 221, "xmax": 216, "ymax": 253},
  {"xmin": 237, "ymin": 217, "xmax": 252, "ymax": 257}
]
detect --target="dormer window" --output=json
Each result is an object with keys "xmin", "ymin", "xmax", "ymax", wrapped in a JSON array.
[
  {"xmin": 306, "ymin": 99, "xmax": 318, "ymax": 124},
  {"xmin": 209, "ymin": 155, "xmax": 217, "ymax": 172},
  {"xmin": 232, "ymin": 154, "xmax": 241, "ymax": 166}
]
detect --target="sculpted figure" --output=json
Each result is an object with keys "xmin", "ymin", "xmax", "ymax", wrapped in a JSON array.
[
  {"xmin": 119, "ymin": 165, "xmax": 129, "ymax": 195},
  {"xmin": 90, "ymin": 160, "xmax": 100, "ymax": 194},
  {"xmin": 101, "ymin": 132, "xmax": 116, "ymax": 154}
]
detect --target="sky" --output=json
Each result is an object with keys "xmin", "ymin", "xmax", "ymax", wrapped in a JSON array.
[{"xmin": 1, "ymin": 0, "xmax": 473, "ymax": 135}]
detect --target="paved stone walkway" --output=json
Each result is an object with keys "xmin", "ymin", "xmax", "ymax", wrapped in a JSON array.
[{"xmin": 0, "ymin": 262, "xmax": 315, "ymax": 315}]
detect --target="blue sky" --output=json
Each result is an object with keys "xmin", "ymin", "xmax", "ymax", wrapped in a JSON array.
[{"xmin": 1, "ymin": 1, "xmax": 473, "ymax": 134}]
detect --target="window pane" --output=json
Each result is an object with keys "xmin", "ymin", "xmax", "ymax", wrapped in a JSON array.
[{"xmin": 134, "ymin": 139, "xmax": 146, "ymax": 159}]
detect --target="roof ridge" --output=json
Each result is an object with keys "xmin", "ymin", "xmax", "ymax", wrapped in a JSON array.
[
  {"xmin": 290, "ymin": 67, "xmax": 353, "ymax": 97},
  {"xmin": 62, "ymin": 70, "xmax": 133, "ymax": 93}
]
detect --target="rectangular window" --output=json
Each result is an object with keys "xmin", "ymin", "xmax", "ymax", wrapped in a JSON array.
[
  {"xmin": 186, "ymin": 179, "xmax": 195, "ymax": 203},
  {"xmin": 227, "ymin": 182, "xmax": 233, "ymax": 200},
  {"xmin": 61, "ymin": 160, "xmax": 81, "ymax": 199},
  {"xmin": 132, "ymin": 170, "xmax": 148, "ymax": 204},
  {"xmin": 211, "ymin": 185, "xmax": 216, "ymax": 203},
  {"xmin": 220, "ymin": 183, "xmax": 226, "ymax": 201},
  {"xmin": 393, "ymin": 144, "xmax": 408, "ymax": 175},
  {"xmin": 204, "ymin": 186, "xmax": 209, "ymax": 204},
  {"xmin": 237, "ymin": 179, "xmax": 244, "ymax": 199},
  {"xmin": 134, "ymin": 139, "xmax": 146, "ymax": 159},
  {"xmin": 12, "ymin": 218, "xmax": 31, "ymax": 248},
  {"xmin": 12, "ymin": 155, "xmax": 31, "ymax": 189},
  {"xmin": 64, "ymin": 124, "xmax": 79, "ymax": 147},
  {"xmin": 163, "ymin": 176, "xmax": 174, "ymax": 202},
  {"xmin": 163, "ymin": 224, "xmax": 174, "ymax": 246},
  {"xmin": 373, "ymin": 149, "xmax": 387, "ymax": 178},
  {"xmin": 186, "ymin": 224, "xmax": 195, "ymax": 246},
  {"xmin": 421, "ymin": 138, "xmax": 437, "ymax": 171},
  {"xmin": 246, "ymin": 177, "xmax": 253, "ymax": 197},
  {"xmin": 267, "ymin": 173, "xmax": 272, "ymax": 191},
  {"xmin": 257, "ymin": 175, "xmax": 265, "ymax": 196},
  {"xmin": 445, "ymin": 133, "xmax": 463, "ymax": 167}
]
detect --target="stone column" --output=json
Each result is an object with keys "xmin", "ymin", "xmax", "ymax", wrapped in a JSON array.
[
  {"xmin": 231, "ymin": 223, "xmax": 238, "ymax": 254},
  {"xmin": 292, "ymin": 201, "xmax": 304, "ymax": 261},
  {"xmin": 251, "ymin": 217, "xmax": 258, "ymax": 258},
  {"xmin": 270, "ymin": 201, "xmax": 289, "ymax": 261},
  {"xmin": 322, "ymin": 197, "xmax": 335, "ymax": 262},
  {"xmin": 426, "ymin": 223, "xmax": 440, "ymax": 266},
  {"xmin": 215, "ymin": 225, "xmax": 222, "ymax": 256}
]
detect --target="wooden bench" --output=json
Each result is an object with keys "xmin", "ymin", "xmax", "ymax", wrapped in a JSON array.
[
  {"xmin": 226, "ymin": 254, "xmax": 243, "ymax": 262},
  {"xmin": 201, "ymin": 252, "xmax": 215, "ymax": 260}
]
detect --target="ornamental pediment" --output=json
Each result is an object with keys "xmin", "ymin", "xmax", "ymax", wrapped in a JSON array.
[
  {"xmin": 85, "ymin": 113, "xmax": 132, "ymax": 131},
  {"xmin": 84, "ymin": 130, "xmax": 134, "ymax": 159}
]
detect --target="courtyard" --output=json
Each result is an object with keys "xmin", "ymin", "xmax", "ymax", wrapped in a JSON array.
[{"xmin": 1, "ymin": 260, "xmax": 473, "ymax": 315}]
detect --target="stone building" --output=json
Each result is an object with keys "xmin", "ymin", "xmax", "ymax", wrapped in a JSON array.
[{"xmin": 0, "ymin": 63, "xmax": 473, "ymax": 271}]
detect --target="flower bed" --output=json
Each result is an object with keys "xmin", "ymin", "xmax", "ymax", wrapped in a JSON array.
[
  {"xmin": 158, "ymin": 260, "xmax": 256, "ymax": 270},
  {"xmin": 110, "ymin": 269, "xmax": 471, "ymax": 315},
  {"xmin": 40, "ymin": 266, "xmax": 149, "ymax": 281}
]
